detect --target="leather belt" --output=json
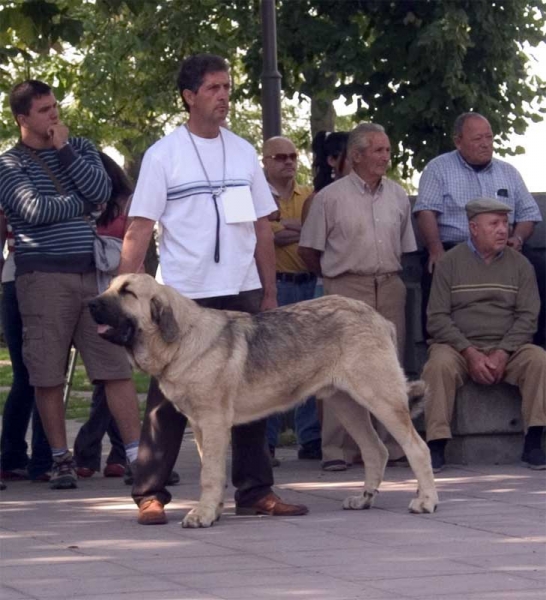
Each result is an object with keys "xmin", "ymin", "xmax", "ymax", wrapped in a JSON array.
[{"xmin": 276, "ymin": 272, "xmax": 316, "ymax": 284}]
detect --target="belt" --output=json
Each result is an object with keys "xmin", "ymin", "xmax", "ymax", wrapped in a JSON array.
[
  {"xmin": 332, "ymin": 272, "xmax": 398, "ymax": 281},
  {"xmin": 276, "ymin": 272, "xmax": 316, "ymax": 284}
]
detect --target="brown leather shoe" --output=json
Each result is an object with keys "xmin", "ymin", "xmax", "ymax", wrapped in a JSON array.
[
  {"xmin": 137, "ymin": 499, "xmax": 168, "ymax": 525},
  {"xmin": 235, "ymin": 492, "xmax": 308, "ymax": 516}
]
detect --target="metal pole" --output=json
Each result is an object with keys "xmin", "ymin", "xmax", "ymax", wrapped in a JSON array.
[
  {"xmin": 63, "ymin": 347, "xmax": 79, "ymax": 410},
  {"xmin": 260, "ymin": 0, "xmax": 282, "ymax": 141}
]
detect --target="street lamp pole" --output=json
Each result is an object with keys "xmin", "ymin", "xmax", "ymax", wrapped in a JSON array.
[{"xmin": 260, "ymin": 0, "xmax": 282, "ymax": 141}]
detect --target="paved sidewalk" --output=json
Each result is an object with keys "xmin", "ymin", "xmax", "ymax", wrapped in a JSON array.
[{"xmin": 1, "ymin": 420, "xmax": 545, "ymax": 600}]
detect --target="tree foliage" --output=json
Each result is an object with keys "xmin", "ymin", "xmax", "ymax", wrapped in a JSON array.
[
  {"xmin": 243, "ymin": 0, "xmax": 546, "ymax": 174},
  {"xmin": 1, "ymin": 0, "xmax": 545, "ymax": 178}
]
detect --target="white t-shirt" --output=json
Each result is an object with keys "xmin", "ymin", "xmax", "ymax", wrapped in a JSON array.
[{"xmin": 130, "ymin": 126, "xmax": 277, "ymax": 298}]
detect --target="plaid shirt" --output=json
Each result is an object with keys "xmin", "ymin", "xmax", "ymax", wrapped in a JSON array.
[{"xmin": 414, "ymin": 150, "xmax": 541, "ymax": 243}]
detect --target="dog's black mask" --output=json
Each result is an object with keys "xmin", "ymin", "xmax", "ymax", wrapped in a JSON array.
[{"xmin": 88, "ymin": 296, "xmax": 137, "ymax": 348}]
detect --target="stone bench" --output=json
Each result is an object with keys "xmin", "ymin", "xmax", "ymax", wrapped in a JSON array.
[{"xmin": 446, "ymin": 382, "xmax": 524, "ymax": 465}]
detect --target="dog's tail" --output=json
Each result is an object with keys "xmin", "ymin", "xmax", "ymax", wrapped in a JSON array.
[{"xmin": 406, "ymin": 380, "xmax": 427, "ymax": 419}]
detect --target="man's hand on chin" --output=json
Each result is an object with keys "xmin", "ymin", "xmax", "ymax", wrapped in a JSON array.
[{"xmin": 48, "ymin": 122, "xmax": 70, "ymax": 149}]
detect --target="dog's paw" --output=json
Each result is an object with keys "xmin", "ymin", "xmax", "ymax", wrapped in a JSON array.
[
  {"xmin": 181, "ymin": 505, "xmax": 221, "ymax": 528},
  {"xmin": 408, "ymin": 494, "xmax": 438, "ymax": 514},
  {"xmin": 342, "ymin": 491, "xmax": 375, "ymax": 510}
]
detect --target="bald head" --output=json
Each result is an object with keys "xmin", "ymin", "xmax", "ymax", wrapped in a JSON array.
[
  {"xmin": 263, "ymin": 136, "xmax": 298, "ymax": 186},
  {"xmin": 263, "ymin": 136, "xmax": 296, "ymax": 156}
]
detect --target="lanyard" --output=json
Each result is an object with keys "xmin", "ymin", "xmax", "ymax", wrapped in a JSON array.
[{"xmin": 185, "ymin": 124, "xmax": 226, "ymax": 263}]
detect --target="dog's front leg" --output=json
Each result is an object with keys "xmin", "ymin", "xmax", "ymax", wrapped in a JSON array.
[{"xmin": 182, "ymin": 419, "xmax": 230, "ymax": 528}]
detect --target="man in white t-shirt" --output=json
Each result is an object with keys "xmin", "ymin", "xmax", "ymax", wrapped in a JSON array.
[{"xmin": 119, "ymin": 53, "xmax": 309, "ymax": 525}]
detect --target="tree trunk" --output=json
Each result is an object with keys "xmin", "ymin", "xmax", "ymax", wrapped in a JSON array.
[
  {"xmin": 310, "ymin": 96, "xmax": 336, "ymax": 140},
  {"xmin": 124, "ymin": 153, "xmax": 143, "ymax": 185}
]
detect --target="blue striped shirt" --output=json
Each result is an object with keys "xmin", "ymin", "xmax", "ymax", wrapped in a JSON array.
[
  {"xmin": 0, "ymin": 138, "xmax": 111, "ymax": 275},
  {"xmin": 414, "ymin": 150, "xmax": 541, "ymax": 243}
]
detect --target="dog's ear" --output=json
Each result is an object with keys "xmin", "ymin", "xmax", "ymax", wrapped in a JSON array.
[{"xmin": 150, "ymin": 296, "xmax": 180, "ymax": 344}]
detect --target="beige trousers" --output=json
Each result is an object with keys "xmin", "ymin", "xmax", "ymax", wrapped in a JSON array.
[
  {"xmin": 423, "ymin": 343, "xmax": 546, "ymax": 441},
  {"xmin": 321, "ymin": 273, "xmax": 407, "ymax": 462}
]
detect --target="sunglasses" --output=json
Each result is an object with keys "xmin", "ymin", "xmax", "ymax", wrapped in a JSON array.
[{"xmin": 264, "ymin": 153, "xmax": 298, "ymax": 162}]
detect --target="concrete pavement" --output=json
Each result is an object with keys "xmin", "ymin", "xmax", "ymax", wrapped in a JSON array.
[{"xmin": 1, "ymin": 420, "xmax": 545, "ymax": 600}]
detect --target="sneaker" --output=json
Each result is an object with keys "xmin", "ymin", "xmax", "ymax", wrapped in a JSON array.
[
  {"xmin": 298, "ymin": 440, "xmax": 322, "ymax": 460},
  {"xmin": 50, "ymin": 451, "xmax": 77, "ymax": 489},
  {"xmin": 322, "ymin": 459, "xmax": 347, "ymax": 472},
  {"xmin": 124, "ymin": 461, "xmax": 180, "ymax": 486},
  {"xmin": 428, "ymin": 440, "xmax": 446, "ymax": 473},
  {"xmin": 521, "ymin": 448, "xmax": 546, "ymax": 470},
  {"xmin": 0, "ymin": 468, "xmax": 29, "ymax": 481}
]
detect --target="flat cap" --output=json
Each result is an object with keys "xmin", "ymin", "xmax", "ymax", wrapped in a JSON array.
[{"xmin": 465, "ymin": 197, "xmax": 512, "ymax": 220}]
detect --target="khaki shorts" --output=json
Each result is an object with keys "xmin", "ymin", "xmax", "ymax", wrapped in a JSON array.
[{"xmin": 16, "ymin": 271, "xmax": 132, "ymax": 387}]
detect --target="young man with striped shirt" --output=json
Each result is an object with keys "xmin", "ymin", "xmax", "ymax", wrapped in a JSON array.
[{"xmin": 0, "ymin": 80, "xmax": 141, "ymax": 489}]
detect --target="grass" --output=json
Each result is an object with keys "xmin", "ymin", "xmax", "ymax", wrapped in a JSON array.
[
  {"xmin": 0, "ymin": 349, "xmax": 296, "ymax": 441},
  {"xmin": 0, "ymin": 347, "xmax": 150, "ymax": 421}
]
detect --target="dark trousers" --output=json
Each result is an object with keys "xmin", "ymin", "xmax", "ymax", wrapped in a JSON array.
[
  {"xmin": 0, "ymin": 281, "xmax": 51, "ymax": 478},
  {"xmin": 131, "ymin": 288, "xmax": 274, "ymax": 508},
  {"xmin": 73, "ymin": 383, "xmax": 125, "ymax": 471}
]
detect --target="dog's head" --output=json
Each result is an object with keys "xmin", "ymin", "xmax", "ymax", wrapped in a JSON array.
[{"xmin": 89, "ymin": 274, "xmax": 182, "ymax": 372}]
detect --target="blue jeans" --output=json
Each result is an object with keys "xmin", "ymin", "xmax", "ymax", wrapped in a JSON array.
[
  {"xmin": 0, "ymin": 281, "xmax": 51, "ymax": 478},
  {"xmin": 266, "ymin": 277, "xmax": 321, "ymax": 448}
]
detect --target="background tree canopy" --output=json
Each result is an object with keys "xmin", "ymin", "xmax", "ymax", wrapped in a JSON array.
[{"xmin": 1, "ymin": 0, "xmax": 545, "ymax": 179}]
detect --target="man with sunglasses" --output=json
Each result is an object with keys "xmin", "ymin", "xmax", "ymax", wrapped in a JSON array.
[{"xmin": 262, "ymin": 137, "xmax": 322, "ymax": 465}]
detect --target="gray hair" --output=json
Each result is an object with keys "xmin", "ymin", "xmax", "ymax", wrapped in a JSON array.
[
  {"xmin": 453, "ymin": 112, "xmax": 488, "ymax": 138},
  {"xmin": 347, "ymin": 123, "xmax": 385, "ymax": 157}
]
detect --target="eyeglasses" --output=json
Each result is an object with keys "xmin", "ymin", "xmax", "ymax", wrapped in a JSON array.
[{"xmin": 264, "ymin": 153, "xmax": 298, "ymax": 162}]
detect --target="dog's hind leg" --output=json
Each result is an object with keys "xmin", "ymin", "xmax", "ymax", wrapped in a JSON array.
[
  {"xmin": 359, "ymin": 394, "xmax": 438, "ymax": 515},
  {"xmin": 326, "ymin": 392, "xmax": 388, "ymax": 511},
  {"xmin": 182, "ymin": 418, "xmax": 230, "ymax": 529}
]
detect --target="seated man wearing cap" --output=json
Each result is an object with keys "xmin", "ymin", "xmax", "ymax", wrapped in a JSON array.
[{"xmin": 423, "ymin": 197, "xmax": 546, "ymax": 472}]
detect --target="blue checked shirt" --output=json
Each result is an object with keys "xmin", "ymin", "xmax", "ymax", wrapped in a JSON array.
[{"xmin": 414, "ymin": 150, "xmax": 541, "ymax": 243}]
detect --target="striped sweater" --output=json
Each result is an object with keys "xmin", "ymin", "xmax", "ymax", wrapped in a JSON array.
[
  {"xmin": 427, "ymin": 243, "xmax": 540, "ymax": 353},
  {"xmin": 0, "ymin": 138, "xmax": 111, "ymax": 275}
]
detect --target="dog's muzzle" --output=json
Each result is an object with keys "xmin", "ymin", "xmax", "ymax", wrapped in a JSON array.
[{"xmin": 88, "ymin": 297, "xmax": 137, "ymax": 348}]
